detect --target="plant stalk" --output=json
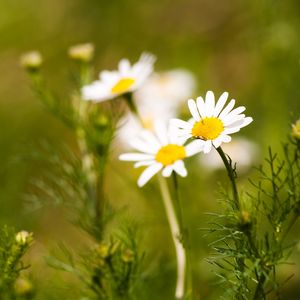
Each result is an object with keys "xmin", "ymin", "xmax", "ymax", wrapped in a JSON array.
[{"xmin": 158, "ymin": 175, "xmax": 186, "ymax": 299}]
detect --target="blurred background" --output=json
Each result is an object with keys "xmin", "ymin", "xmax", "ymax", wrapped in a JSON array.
[{"xmin": 1, "ymin": 0, "xmax": 300, "ymax": 299}]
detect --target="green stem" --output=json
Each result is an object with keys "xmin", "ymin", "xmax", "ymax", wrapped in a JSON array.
[
  {"xmin": 172, "ymin": 173, "xmax": 194, "ymax": 299},
  {"xmin": 215, "ymin": 146, "xmax": 240, "ymax": 210},
  {"xmin": 123, "ymin": 92, "xmax": 144, "ymax": 125},
  {"xmin": 158, "ymin": 175, "xmax": 187, "ymax": 299}
]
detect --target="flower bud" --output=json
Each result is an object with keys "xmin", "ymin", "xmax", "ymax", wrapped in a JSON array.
[
  {"xmin": 68, "ymin": 43, "xmax": 94, "ymax": 62},
  {"xmin": 20, "ymin": 51, "xmax": 42, "ymax": 71},
  {"xmin": 97, "ymin": 243, "xmax": 109, "ymax": 258},
  {"xmin": 121, "ymin": 249, "xmax": 134, "ymax": 263},
  {"xmin": 14, "ymin": 277, "xmax": 33, "ymax": 296},
  {"xmin": 292, "ymin": 119, "xmax": 300, "ymax": 140},
  {"xmin": 15, "ymin": 231, "xmax": 33, "ymax": 245}
]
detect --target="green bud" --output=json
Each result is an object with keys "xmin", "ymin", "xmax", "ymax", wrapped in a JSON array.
[{"xmin": 121, "ymin": 249, "xmax": 134, "ymax": 263}]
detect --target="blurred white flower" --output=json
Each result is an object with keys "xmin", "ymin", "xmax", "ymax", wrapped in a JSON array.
[
  {"xmin": 82, "ymin": 53, "xmax": 155, "ymax": 102},
  {"xmin": 292, "ymin": 119, "xmax": 300, "ymax": 140},
  {"xmin": 170, "ymin": 91, "xmax": 253, "ymax": 153},
  {"xmin": 20, "ymin": 51, "xmax": 43, "ymax": 70},
  {"xmin": 68, "ymin": 43, "xmax": 94, "ymax": 62},
  {"xmin": 15, "ymin": 231, "xmax": 33, "ymax": 245},
  {"xmin": 199, "ymin": 137, "xmax": 259, "ymax": 173},
  {"xmin": 119, "ymin": 121, "xmax": 201, "ymax": 187},
  {"xmin": 117, "ymin": 69, "xmax": 197, "ymax": 146}
]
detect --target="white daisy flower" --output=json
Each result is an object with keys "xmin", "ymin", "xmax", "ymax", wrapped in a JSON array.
[
  {"xmin": 119, "ymin": 121, "xmax": 201, "ymax": 187},
  {"xmin": 82, "ymin": 53, "xmax": 155, "ymax": 102},
  {"xmin": 170, "ymin": 91, "xmax": 253, "ymax": 153}
]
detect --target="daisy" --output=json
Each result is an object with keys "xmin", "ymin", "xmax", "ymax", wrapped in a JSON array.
[
  {"xmin": 170, "ymin": 91, "xmax": 253, "ymax": 153},
  {"xmin": 82, "ymin": 53, "xmax": 155, "ymax": 102},
  {"xmin": 119, "ymin": 121, "xmax": 201, "ymax": 187}
]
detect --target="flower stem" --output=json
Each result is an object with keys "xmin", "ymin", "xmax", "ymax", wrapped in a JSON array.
[
  {"xmin": 123, "ymin": 92, "xmax": 144, "ymax": 125},
  {"xmin": 215, "ymin": 146, "xmax": 240, "ymax": 210},
  {"xmin": 172, "ymin": 173, "xmax": 194, "ymax": 299},
  {"xmin": 158, "ymin": 175, "xmax": 186, "ymax": 299}
]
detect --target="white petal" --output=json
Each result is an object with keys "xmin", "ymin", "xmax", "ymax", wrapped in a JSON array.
[
  {"xmin": 137, "ymin": 163, "xmax": 163, "ymax": 187},
  {"xmin": 212, "ymin": 137, "xmax": 223, "ymax": 148},
  {"xmin": 130, "ymin": 138, "xmax": 159, "ymax": 154},
  {"xmin": 188, "ymin": 99, "xmax": 200, "ymax": 121},
  {"xmin": 169, "ymin": 118, "xmax": 192, "ymax": 130},
  {"xmin": 154, "ymin": 120, "xmax": 169, "ymax": 145},
  {"xmin": 221, "ymin": 106, "xmax": 246, "ymax": 122},
  {"xmin": 119, "ymin": 153, "xmax": 154, "ymax": 161},
  {"xmin": 219, "ymin": 99, "xmax": 236, "ymax": 119},
  {"xmin": 203, "ymin": 140, "xmax": 213, "ymax": 153},
  {"xmin": 185, "ymin": 140, "xmax": 204, "ymax": 156},
  {"xmin": 162, "ymin": 165, "xmax": 174, "ymax": 177},
  {"xmin": 118, "ymin": 59, "xmax": 131, "ymax": 74},
  {"xmin": 196, "ymin": 96, "xmax": 206, "ymax": 118},
  {"xmin": 205, "ymin": 91, "xmax": 215, "ymax": 117},
  {"xmin": 134, "ymin": 160, "xmax": 156, "ymax": 168},
  {"xmin": 173, "ymin": 160, "xmax": 187, "ymax": 177},
  {"xmin": 241, "ymin": 117, "xmax": 253, "ymax": 127},
  {"xmin": 221, "ymin": 135, "xmax": 232, "ymax": 143},
  {"xmin": 81, "ymin": 81, "xmax": 109, "ymax": 101},
  {"xmin": 222, "ymin": 114, "xmax": 246, "ymax": 126},
  {"xmin": 213, "ymin": 92, "xmax": 228, "ymax": 117},
  {"xmin": 139, "ymin": 130, "xmax": 161, "ymax": 149}
]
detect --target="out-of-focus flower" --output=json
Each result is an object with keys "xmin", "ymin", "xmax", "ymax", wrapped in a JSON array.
[
  {"xmin": 117, "ymin": 69, "xmax": 196, "ymax": 146},
  {"xmin": 14, "ymin": 278, "xmax": 33, "ymax": 296},
  {"xmin": 170, "ymin": 91, "xmax": 253, "ymax": 153},
  {"xmin": 199, "ymin": 137, "xmax": 259, "ymax": 173},
  {"xmin": 20, "ymin": 51, "xmax": 42, "ymax": 71},
  {"xmin": 15, "ymin": 231, "xmax": 33, "ymax": 245},
  {"xmin": 82, "ymin": 53, "xmax": 155, "ymax": 102},
  {"xmin": 135, "ymin": 69, "xmax": 196, "ymax": 114},
  {"xmin": 119, "ymin": 121, "xmax": 202, "ymax": 187},
  {"xmin": 68, "ymin": 43, "xmax": 94, "ymax": 62},
  {"xmin": 292, "ymin": 119, "xmax": 300, "ymax": 140}
]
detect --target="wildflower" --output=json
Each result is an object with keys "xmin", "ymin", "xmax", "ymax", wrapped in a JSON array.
[
  {"xmin": 292, "ymin": 119, "xmax": 300, "ymax": 140},
  {"xmin": 68, "ymin": 43, "xmax": 94, "ymax": 62},
  {"xmin": 82, "ymin": 53, "xmax": 155, "ymax": 102},
  {"xmin": 199, "ymin": 137, "xmax": 259, "ymax": 173},
  {"xmin": 117, "ymin": 69, "xmax": 196, "ymax": 146},
  {"xmin": 15, "ymin": 231, "xmax": 33, "ymax": 245},
  {"xmin": 119, "ymin": 121, "xmax": 201, "ymax": 187},
  {"xmin": 170, "ymin": 91, "xmax": 253, "ymax": 153},
  {"xmin": 20, "ymin": 51, "xmax": 42, "ymax": 71}
]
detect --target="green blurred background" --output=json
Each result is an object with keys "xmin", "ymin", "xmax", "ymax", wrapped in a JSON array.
[{"xmin": 1, "ymin": 0, "xmax": 300, "ymax": 299}]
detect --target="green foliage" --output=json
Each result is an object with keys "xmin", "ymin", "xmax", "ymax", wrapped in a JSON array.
[
  {"xmin": 206, "ymin": 138, "xmax": 300, "ymax": 299},
  {"xmin": 0, "ymin": 226, "xmax": 34, "ymax": 300},
  {"xmin": 47, "ymin": 224, "xmax": 143, "ymax": 300}
]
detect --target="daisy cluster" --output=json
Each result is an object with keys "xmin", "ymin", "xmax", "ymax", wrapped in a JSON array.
[{"xmin": 81, "ymin": 53, "xmax": 253, "ymax": 187}]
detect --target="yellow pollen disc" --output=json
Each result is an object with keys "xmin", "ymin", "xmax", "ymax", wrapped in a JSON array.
[
  {"xmin": 111, "ymin": 78, "xmax": 135, "ymax": 94},
  {"xmin": 192, "ymin": 117, "xmax": 224, "ymax": 140},
  {"xmin": 155, "ymin": 144, "xmax": 186, "ymax": 166}
]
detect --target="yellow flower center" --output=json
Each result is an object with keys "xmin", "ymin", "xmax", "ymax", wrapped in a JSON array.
[
  {"xmin": 155, "ymin": 144, "xmax": 186, "ymax": 166},
  {"xmin": 111, "ymin": 78, "xmax": 135, "ymax": 94},
  {"xmin": 192, "ymin": 117, "xmax": 224, "ymax": 140}
]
